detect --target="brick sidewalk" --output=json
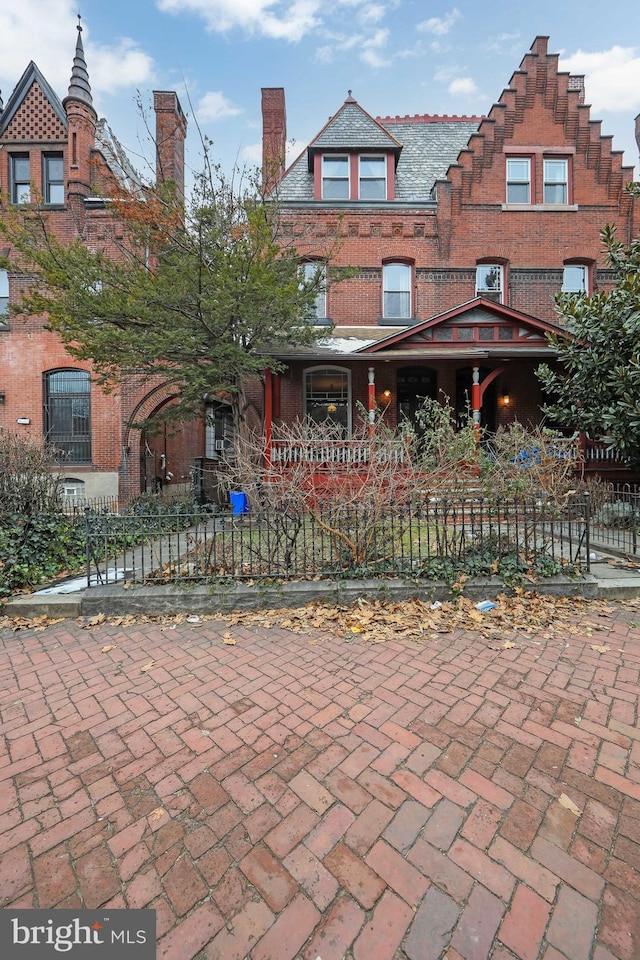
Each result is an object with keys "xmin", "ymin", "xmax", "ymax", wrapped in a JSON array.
[{"xmin": 1, "ymin": 603, "xmax": 639, "ymax": 959}]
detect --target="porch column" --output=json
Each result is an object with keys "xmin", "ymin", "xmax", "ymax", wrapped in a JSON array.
[
  {"xmin": 368, "ymin": 367, "xmax": 377, "ymax": 435},
  {"xmin": 471, "ymin": 366, "xmax": 481, "ymax": 440},
  {"xmin": 264, "ymin": 368, "xmax": 273, "ymax": 469}
]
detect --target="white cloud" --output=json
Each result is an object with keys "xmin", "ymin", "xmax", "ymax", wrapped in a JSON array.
[
  {"xmin": 417, "ymin": 7, "xmax": 460, "ymax": 37},
  {"xmin": 559, "ymin": 46, "xmax": 640, "ymax": 113},
  {"xmin": 157, "ymin": 0, "xmax": 322, "ymax": 42},
  {"xmin": 0, "ymin": 1, "xmax": 154, "ymax": 103},
  {"xmin": 360, "ymin": 28, "xmax": 391, "ymax": 68},
  {"xmin": 448, "ymin": 77, "xmax": 479, "ymax": 97},
  {"xmin": 197, "ymin": 90, "xmax": 243, "ymax": 122}
]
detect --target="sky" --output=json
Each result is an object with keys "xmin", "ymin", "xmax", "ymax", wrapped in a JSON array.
[{"xmin": 1, "ymin": 0, "xmax": 639, "ymax": 189}]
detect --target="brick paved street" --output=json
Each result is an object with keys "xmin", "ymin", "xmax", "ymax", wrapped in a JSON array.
[{"xmin": 1, "ymin": 600, "xmax": 639, "ymax": 960}]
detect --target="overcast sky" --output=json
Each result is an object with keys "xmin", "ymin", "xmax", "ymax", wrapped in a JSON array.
[{"xmin": 1, "ymin": 0, "xmax": 639, "ymax": 185}]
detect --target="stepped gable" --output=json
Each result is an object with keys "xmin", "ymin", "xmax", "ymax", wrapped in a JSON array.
[
  {"xmin": 0, "ymin": 61, "xmax": 67, "ymax": 141},
  {"xmin": 443, "ymin": 35, "xmax": 635, "ymax": 211}
]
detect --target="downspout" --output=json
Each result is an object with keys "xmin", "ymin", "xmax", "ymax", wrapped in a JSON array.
[{"xmin": 264, "ymin": 369, "xmax": 273, "ymax": 469}]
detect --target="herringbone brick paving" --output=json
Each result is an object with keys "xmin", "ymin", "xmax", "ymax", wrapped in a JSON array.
[{"xmin": 1, "ymin": 603, "xmax": 639, "ymax": 959}]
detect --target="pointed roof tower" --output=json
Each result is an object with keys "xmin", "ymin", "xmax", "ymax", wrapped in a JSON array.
[{"xmin": 63, "ymin": 15, "xmax": 93, "ymax": 110}]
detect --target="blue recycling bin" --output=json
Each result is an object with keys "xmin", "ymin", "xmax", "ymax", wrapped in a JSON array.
[{"xmin": 230, "ymin": 491, "xmax": 249, "ymax": 515}]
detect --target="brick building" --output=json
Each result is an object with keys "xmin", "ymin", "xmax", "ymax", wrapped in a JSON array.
[
  {"xmin": 260, "ymin": 36, "xmax": 640, "ymax": 478},
  {"xmin": 0, "ymin": 23, "xmax": 200, "ymax": 503}
]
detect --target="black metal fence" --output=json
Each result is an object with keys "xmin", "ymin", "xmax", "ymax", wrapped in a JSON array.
[
  {"xmin": 590, "ymin": 484, "xmax": 640, "ymax": 555},
  {"xmin": 84, "ymin": 495, "xmax": 591, "ymax": 586}
]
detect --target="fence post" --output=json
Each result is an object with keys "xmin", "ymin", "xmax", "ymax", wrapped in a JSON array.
[
  {"xmin": 84, "ymin": 506, "xmax": 92, "ymax": 586},
  {"xmin": 584, "ymin": 492, "xmax": 591, "ymax": 572}
]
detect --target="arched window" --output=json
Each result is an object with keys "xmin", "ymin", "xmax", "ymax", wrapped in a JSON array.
[
  {"xmin": 44, "ymin": 370, "xmax": 91, "ymax": 463},
  {"xmin": 304, "ymin": 366, "xmax": 351, "ymax": 435}
]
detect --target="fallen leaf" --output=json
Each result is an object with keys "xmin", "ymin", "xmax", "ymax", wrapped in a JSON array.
[
  {"xmin": 591, "ymin": 644, "xmax": 611, "ymax": 653},
  {"xmin": 148, "ymin": 807, "xmax": 165, "ymax": 822},
  {"xmin": 223, "ymin": 633, "xmax": 236, "ymax": 645},
  {"xmin": 140, "ymin": 661, "xmax": 154, "ymax": 672},
  {"xmin": 503, "ymin": 640, "xmax": 516, "ymax": 649},
  {"xmin": 101, "ymin": 644, "xmax": 115, "ymax": 653},
  {"xmin": 558, "ymin": 793, "xmax": 582, "ymax": 816}
]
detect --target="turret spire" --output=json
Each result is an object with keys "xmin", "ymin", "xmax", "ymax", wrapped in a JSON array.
[{"xmin": 66, "ymin": 15, "xmax": 93, "ymax": 107}]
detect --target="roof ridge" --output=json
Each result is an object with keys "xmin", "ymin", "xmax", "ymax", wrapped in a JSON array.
[{"xmin": 378, "ymin": 114, "xmax": 484, "ymax": 124}]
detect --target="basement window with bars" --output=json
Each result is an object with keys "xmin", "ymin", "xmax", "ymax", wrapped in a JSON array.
[{"xmin": 44, "ymin": 369, "xmax": 91, "ymax": 463}]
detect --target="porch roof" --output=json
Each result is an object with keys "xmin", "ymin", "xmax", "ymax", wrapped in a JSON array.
[{"xmin": 269, "ymin": 299, "xmax": 564, "ymax": 361}]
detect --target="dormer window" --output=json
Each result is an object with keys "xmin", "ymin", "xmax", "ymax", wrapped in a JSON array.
[
  {"xmin": 10, "ymin": 155, "xmax": 31, "ymax": 204},
  {"xmin": 359, "ymin": 156, "xmax": 386, "ymax": 200},
  {"xmin": 44, "ymin": 153, "xmax": 64, "ymax": 204},
  {"xmin": 322, "ymin": 156, "xmax": 349, "ymax": 199}
]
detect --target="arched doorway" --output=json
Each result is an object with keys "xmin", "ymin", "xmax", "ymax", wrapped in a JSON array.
[
  {"xmin": 456, "ymin": 366, "xmax": 497, "ymax": 432},
  {"xmin": 397, "ymin": 366, "xmax": 437, "ymax": 427}
]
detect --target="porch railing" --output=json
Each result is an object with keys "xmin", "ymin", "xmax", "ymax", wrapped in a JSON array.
[{"xmin": 269, "ymin": 440, "xmax": 409, "ymax": 466}]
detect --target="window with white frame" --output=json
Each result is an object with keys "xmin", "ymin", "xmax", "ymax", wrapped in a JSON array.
[
  {"xmin": 321, "ymin": 155, "xmax": 349, "ymax": 199},
  {"xmin": 359, "ymin": 156, "xmax": 386, "ymax": 200},
  {"xmin": 301, "ymin": 262, "xmax": 327, "ymax": 321},
  {"xmin": 476, "ymin": 264, "xmax": 504, "ymax": 303},
  {"xmin": 10, "ymin": 154, "xmax": 31, "ymax": 204},
  {"xmin": 304, "ymin": 367, "xmax": 350, "ymax": 434},
  {"xmin": 43, "ymin": 153, "xmax": 64, "ymax": 204},
  {"xmin": 562, "ymin": 264, "xmax": 588, "ymax": 294},
  {"xmin": 383, "ymin": 262, "xmax": 412, "ymax": 319},
  {"xmin": 205, "ymin": 402, "xmax": 234, "ymax": 457},
  {"xmin": 506, "ymin": 157, "xmax": 531, "ymax": 204},
  {"xmin": 544, "ymin": 158, "xmax": 568, "ymax": 204},
  {"xmin": 0, "ymin": 270, "xmax": 8, "ymax": 324}
]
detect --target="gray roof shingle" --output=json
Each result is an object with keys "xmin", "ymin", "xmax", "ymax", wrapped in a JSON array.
[{"xmin": 275, "ymin": 100, "xmax": 481, "ymax": 203}]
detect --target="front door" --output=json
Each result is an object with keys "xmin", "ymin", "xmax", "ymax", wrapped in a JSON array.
[{"xmin": 397, "ymin": 366, "xmax": 437, "ymax": 428}]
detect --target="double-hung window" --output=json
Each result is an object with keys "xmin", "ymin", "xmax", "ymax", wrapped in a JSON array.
[
  {"xmin": 476, "ymin": 264, "xmax": 504, "ymax": 303},
  {"xmin": 544, "ymin": 158, "xmax": 568, "ymax": 204},
  {"xmin": 322, "ymin": 156, "xmax": 349, "ymax": 199},
  {"xmin": 383, "ymin": 262, "xmax": 412, "ymax": 320},
  {"xmin": 562, "ymin": 264, "xmax": 588, "ymax": 294},
  {"xmin": 0, "ymin": 270, "xmax": 8, "ymax": 325},
  {"xmin": 11, "ymin": 154, "xmax": 31, "ymax": 204},
  {"xmin": 43, "ymin": 153, "xmax": 64, "ymax": 204},
  {"xmin": 506, "ymin": 158, "xmax": 531, "ymax": 204},
  {"xmin": 359, "ymin": 156, "xmax": 386, "ymax": 199},
  {"xmin": 301, "ymin": 262, "xmax": 327, "ymax": 321}
]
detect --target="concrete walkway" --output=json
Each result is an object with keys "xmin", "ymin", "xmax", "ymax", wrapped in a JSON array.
[{"xmin": 1, "ymin": 597, "xmax": 639, "ymax": 958}]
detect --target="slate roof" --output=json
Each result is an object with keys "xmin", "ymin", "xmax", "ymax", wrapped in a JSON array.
[{"xmin": 276, "ymin": 97, "xmax": 482, "ymax": 203}]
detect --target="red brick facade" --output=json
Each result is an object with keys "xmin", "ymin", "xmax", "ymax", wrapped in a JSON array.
[
  {"xmin": 262, "ymin": 36, "xmax": 640, "ymax": 476},
  {"xmin": 0, "ymin": 26, "xmax": 198, "ymax": 502}
]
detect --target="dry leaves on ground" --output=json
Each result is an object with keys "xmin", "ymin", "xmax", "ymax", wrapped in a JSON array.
[{"xmin": 0, "ymin": 594, "xmax": 635, "ymax": 648}]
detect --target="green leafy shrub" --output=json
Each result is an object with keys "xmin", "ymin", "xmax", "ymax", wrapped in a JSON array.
[{"xmin": 0, "ymin": 511, "xmax": 86, "ymax": 597}]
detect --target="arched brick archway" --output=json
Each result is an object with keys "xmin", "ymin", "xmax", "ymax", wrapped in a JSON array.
[{"xmin": 120, "ymin": 382, "xmax": 181, "ymax": 500}]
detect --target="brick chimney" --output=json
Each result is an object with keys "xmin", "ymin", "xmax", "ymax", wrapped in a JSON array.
[
  {"xmin": 261, "ymin": 87, "xmax": 286, "ymax": 195},
  {"xmin": 153, "ymin": 91, "xmax": 187, "ymax": 200}
]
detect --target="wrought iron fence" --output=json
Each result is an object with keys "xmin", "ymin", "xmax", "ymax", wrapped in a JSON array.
[
  {"xmin": 589, "ymin": 484, "xmax": 640, "ymax": 555},
  {"xmin": 84, "ymin": 494, "xmax": 591, "ymax": 586}
]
